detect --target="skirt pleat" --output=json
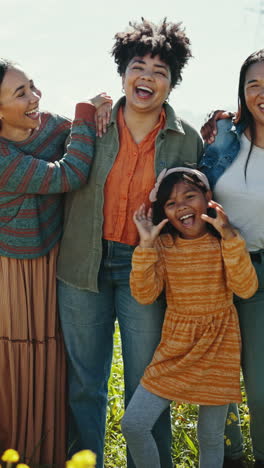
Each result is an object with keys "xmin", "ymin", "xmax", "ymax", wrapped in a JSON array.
[{"xmin": 0, "ymin": 245, "xmax": 66, "ymax": 466}]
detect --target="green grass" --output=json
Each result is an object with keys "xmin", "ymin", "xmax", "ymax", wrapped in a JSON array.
[{"xmin": 105, "ymin": 324, "xmax": 254, "ymax": 467}]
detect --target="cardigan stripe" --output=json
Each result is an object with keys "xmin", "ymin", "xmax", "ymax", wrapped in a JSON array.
[{"xmin": 0, "ymin": 104, "xmax": 96, "ymax": 258}]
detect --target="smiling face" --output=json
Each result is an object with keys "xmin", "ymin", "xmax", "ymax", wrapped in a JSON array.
[
  {"xmin": 122, "ymin": 54, "xmax": 172, "ymax": 116},
  {"xmin": 0, "ymin": 66, "xmax": 41, "ymax": 141},
  {"xmin": 164, "ymin": 181, "xmax": 211, "ymax": 239},
  {"xmin": 244, "ymin": 61, "xmax": 264, "ymax": 129}
]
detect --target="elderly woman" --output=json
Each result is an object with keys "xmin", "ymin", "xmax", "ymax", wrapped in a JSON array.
[
  {"xmin": 0, "ymin": 58, "xmax": 110, "ymax": 465},
  {"xmin": 200, "ymin": 49, "xmax": 264, "ymax": 468},
  {"xmin": 57, "ymin": 19, "xmax": 203, "ymax": 468}
]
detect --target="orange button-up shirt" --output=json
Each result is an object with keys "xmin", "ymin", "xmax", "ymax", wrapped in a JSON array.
[{"xmin": 103, "ymin": 106, "xmax": 165, "ymax": 246}]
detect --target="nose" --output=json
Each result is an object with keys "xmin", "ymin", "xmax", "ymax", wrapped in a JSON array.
[
  {"xmin": 140, "ymin": 68, "xmax": 154, "ymax": 81},
  {"xmin": 30, "ymin": 88, "xmax": 41, "ymax": 103},
  {"xmin": 176, "ymin": 202, "xmax": 188, "ymax": 214}
]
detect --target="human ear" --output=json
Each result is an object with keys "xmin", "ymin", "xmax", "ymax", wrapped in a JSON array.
[
  {"xmin": 205, "ymin": 190, "xmax": 213, "ymax": 202},
  {"xmin": 121, "ymin": 75, "xmax": 125, "ymax": 93}
]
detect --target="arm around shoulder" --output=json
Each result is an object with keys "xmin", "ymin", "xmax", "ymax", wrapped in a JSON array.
[{"xmin": 0, "ymin": 103, "xmax": 96, "ymax": 194}]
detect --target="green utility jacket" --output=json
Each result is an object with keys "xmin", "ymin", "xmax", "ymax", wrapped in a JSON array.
[{"xmin": 57, "ymin": 97, "xmax": 203, "ymax": 292}]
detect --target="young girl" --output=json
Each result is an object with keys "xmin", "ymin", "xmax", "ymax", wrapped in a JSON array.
[{"xmin": 121, "ymin": 167, "xmax": 258, "ymax": 468}]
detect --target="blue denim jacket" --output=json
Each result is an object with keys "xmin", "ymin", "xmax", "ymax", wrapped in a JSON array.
[{"xmin": 199, "ymin": 118, "xmax": 246, "ymax": 189}]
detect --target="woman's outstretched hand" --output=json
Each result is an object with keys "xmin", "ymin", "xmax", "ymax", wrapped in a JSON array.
[
  {"xmin": 201, "ymin": 200, "xmax": 236, "ymax": 240},
  {"xmin": 133, "ymin": 204, "xmax": 168, "ymax": 248},
  {"xmin": 91, "ymin": 92, "xmax": 112, "ymax": 138}
]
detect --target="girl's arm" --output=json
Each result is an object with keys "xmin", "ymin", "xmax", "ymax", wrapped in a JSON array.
[
  {"xmin": 130, "ymin": 204, "xmax": 167, "ymax": 304},
  {"xmin": 221, "ymin": 235, "xmax": 258, "ymax": 299},
  {"xmin": 202, "ymin": 200, "xmax": 258, "ymax": 298},
  {"xmin": 0, "ymin": 94, "xmax": 111, "ymax": 194},
  {"xmin": 130, "ymin": 243, "xmax": 165, "ymax": 305}
]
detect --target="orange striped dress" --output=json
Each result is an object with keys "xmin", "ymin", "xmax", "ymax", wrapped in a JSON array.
[{"xmin": 130, "ymin": 232, "xmax": 258, "ymax": 405}]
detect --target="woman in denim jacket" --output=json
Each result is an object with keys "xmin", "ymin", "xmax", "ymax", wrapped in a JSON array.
[{"xmin": 200, "ymin": 49, "xmax": 264, "ymax": 468}]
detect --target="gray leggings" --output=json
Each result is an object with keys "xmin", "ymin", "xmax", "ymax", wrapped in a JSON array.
[{"xmin": 122, "ymin": 384, "xmax": 229, "ymax": 468}]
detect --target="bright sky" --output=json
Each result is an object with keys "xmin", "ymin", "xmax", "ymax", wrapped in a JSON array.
[{"xmin": 1, "ymin": 0, "xmax": 263, "ymax": 131}]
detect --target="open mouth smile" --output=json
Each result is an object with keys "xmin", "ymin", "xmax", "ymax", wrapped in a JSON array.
[
  {"xmin": 179, "ymin": 213, "xmax": 195, "ymax": 227},
  {"xmin": 135, "ymin": 86, "xmax": 154, "ymax": 98},
  {"xmin": 25, "ymin": 108, "xmax": 40, "ymax": 120}
]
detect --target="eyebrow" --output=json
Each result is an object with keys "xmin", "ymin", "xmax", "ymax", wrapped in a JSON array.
[
  {"xmin": 131, "ymin": 58, "xmax": 168, "ymax": 71},
  {"xmin": 13, "ymin": 85, "xmax": 25, "ymax": 95},
  {"xmin": 166, "ymin": 187, "xmax": 199, "ymax": 200},
  {"xmin": 246, "ymin": 78, "xmax": 264, "ymax": 84},
  {"xmin": 13, "ymin": 79, "xmax": 33, "ymax": 95}
]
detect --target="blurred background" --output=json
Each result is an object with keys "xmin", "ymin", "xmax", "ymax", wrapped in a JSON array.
[{"xmin": 2, "ymin": 0, "xmax": 264, "ymax": 131}]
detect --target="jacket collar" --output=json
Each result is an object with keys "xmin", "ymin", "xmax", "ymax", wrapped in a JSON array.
[
  {"xmin": 230, "ymin": 120, "xmax": 246, "ymax": 136},
  {"xmin": 110, "ymin": 97, "xmax": 185, "ymax": 135}
]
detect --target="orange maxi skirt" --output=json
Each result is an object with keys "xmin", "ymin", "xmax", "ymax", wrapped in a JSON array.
[{"xmin": 0, "ymin": 244, "xmax": 66, "ymax": 466}]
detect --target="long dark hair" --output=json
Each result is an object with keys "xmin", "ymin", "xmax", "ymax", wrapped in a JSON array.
[
  {"xmin": 237, "ymin": 49, "xmax": 264, "ymax": 178},
  {"xmin": 0, "ymin": 58, "xmax": 15, "ymax": 87},
  {"xmin": 152, "ymin": 171, "xmax": 220, "ymax": 238}
]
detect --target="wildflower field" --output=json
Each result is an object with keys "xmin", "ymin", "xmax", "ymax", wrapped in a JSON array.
[
  {"xmin": 1, "ymin": 325, "xmax": 254, "ymax": 468},
  {"xmin": 105, "ymin": 325, "xmax": 254, "ymax": 467}
]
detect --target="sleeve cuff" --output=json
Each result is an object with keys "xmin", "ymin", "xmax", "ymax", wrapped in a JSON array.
[
  {"xmin": 75, "ymin": 102, "xmax": 96, "ymax": 120},
  {"xmin": 221, "ymin": 232, "xmax": 245, "ymax": 251}
]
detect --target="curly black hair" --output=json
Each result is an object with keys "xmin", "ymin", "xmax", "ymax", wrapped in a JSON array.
[{"xmin": 112, "ymin": 18, "xmax": 192, "ymax": 88}]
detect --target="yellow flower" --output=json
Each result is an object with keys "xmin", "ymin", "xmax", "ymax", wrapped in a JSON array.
[
  {"xmin": 226, "ymin": 418, "xmax": 232, "ymax": 425},
  {"xmin": 243, "ymin": 414, "xmax": 250, "ymax": 422},
  {"xmin": 17, "ymin": 465, "xmax": 30, "ymax": 468},
  {"xmin": 225, "ymin": 438, "xmax": 232, "ymax": 446},
  {"xmin": 1, "ymin": 450, "xmax": 20, "ymax": 463},
  {"xmin": 229, "ymin": 412, "xmax": 238, "ymax": 422},
  {"xmin": 71, "ymin": 450, "xmax": 96, "ymax": 468},
  {"xmin": 66, "ymin": 462, "xmax": 76, "ymax": 468}
]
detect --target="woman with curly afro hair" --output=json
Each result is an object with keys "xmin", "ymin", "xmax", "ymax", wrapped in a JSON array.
[{"xmin": 57, "ymin": 18, "xmax": 203, "ymax": 468}]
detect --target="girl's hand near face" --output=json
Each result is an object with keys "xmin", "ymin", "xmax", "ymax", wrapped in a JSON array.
[
  {"xmin": 133, "ymin": 204, "xmax": 168, "ymax": 248},
  {"xmin": 201, "ymin": 200, "xmax": 236, "ymax": 240},
  {"xmin": 90, "ymin": 92, "xmax": 112, "ymax": 138}
]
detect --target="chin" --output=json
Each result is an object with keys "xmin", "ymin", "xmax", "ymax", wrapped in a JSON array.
[{"xmin": 30, "ymin": 118, "xmax": 41, "ymax": 128}]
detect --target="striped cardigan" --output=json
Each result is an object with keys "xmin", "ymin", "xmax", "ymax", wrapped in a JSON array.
[{"xmin": 0, "ymin": 103, "xmax": 96, "ymax": 258}]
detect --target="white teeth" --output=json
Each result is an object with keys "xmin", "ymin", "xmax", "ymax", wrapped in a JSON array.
[
  {"xmin": 260, "ymin": 104, "xmax": 264, "ymax": 108},
  {"xmin": 137, "ymin": 86, "xmax": 153, "ymax": 94},
  {"xmin": 180, "ymin": 214, "xmax": 193, "ymax": 221},
  {"xmin": 25, "ymin": 108, "xmax": 38, "ymax": 115}
]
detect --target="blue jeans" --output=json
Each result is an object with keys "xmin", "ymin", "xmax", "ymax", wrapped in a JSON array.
[
  {"xmin": 224, "ymin": 254, "xmax": 264, "ymax": 462},
  {"xmin": 58, "ymin": 240, "xmax": 172, "ymax": 468},
  {"xmin": 122, "ymin": 384, "xmax": 228, "ymax": 468}
]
